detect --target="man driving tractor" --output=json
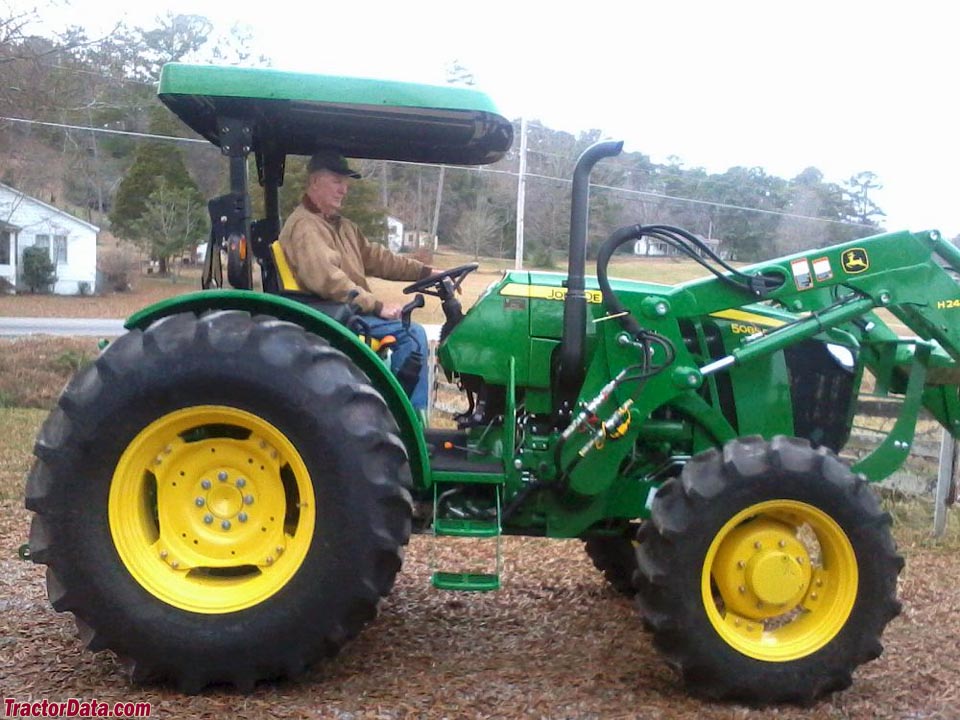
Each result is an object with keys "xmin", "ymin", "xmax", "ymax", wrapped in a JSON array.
[{"xmin": 277, "ymin": 149, "xmax": 436, "ymax": 410}]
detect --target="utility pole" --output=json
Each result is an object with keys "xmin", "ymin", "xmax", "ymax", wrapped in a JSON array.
[
  {"xmin": 514, "ymin": 117, "xmax": 528, "ymax": 269},
  {"xmin": 431, "ymin": 165, "xmax": 445, "ymax": 250}
]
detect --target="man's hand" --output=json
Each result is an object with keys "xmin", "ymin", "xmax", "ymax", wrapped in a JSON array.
[{"xmin": 378, "ymin": 303, "xmax": 403, "ymax": 320}]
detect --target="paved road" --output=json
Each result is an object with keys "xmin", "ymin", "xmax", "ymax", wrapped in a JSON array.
[
  {"xmin": 0, "ymin": 317, "xmax": 126, "ymax": 337},
  {"xmin": 0, "ymin": 317, "xmax": 442, "ymax": 340}
]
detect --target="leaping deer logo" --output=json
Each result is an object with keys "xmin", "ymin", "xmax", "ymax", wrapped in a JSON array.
[{"xmin": 842, "ymin": 249, "xmax": 869, "ymax": 274}]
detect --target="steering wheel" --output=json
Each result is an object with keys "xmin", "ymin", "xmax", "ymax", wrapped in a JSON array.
[{"xmin": 403, "ymin": 262, "xmax": 478, "ymax": 298}]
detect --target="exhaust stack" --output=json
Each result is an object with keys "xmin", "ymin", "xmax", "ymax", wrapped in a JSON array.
[{"xmin": 556, "ymin": 140, "xmax": 624, "ymax": 413}]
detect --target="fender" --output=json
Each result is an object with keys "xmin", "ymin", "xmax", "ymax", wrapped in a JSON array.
[{"xmin": 124, "ymin": 290, "xmax": 430, "ymax": 486}]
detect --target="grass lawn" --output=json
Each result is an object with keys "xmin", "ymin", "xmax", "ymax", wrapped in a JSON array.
[{"xmin": 0, "ymin": 407, "xmax": 45, "ymax": 501}]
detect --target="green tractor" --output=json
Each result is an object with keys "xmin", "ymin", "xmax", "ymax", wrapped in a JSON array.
[{"xmin": 27, "ymin": 62, "xmax": 960, "ymax": 704}]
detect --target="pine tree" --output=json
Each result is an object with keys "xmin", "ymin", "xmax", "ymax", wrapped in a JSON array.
[{"xmin": 109, "ymin": 106, "xmax": 204, "ymax": 272}]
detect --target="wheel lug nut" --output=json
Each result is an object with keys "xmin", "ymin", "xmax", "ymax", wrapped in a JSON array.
[
  {"xmin": 201, "ymin": 479, "xmax": 211, "ymax": 490},
  {"xmin": 195, "ymin": 497, "xmax": 205, "ymax": 507},
  {"xmin": 171, "ymin": 561, "xmax": 179, "ymax": 569},
  {"xmin": 218, "ymin": 471, "xmax": 228, "ymax": 481},
  {"xmin": 737, "ymin": 560, "xmax": 745, "ymax": 569},
  {"xmin": 203, "ymin": 514, "xmax": 213, "ymax": 524},
  {"xmin": 754, "ymin": 541, "xmax": 762, "ymax": 550},
  {"xmin": 276, "ymin": 546, "xmax": 284, "ymax": 555},
  {"xmin": 160, "ymin": 550, "xmax": 168, "ymax": 559},
  {"xmin": 236, "ymin": 478, "xmax": 246, "ymax": 488},
  {"xmin": 738, "ymin": 585, "xmax": 746, "ymax": 594},
  {"xmin": 265, "ymin": 556, "xmax": 274, "ymax": 565},
  {"xmin": 778, "ymin": 540, "xmax": 786, "ymax": 548},
  {"xmin": 221, "ymin": 520, "xmax": 231, "ymax": 530},
  {"xmin": 244, "ymin": 494, "xmax": 255, "ymax": 505},
  {"xmin": 238, "ymin": 512, "xmax": 248, "ymax": 523}
]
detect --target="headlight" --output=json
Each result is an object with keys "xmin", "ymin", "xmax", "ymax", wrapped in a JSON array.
[{"xmin": 826, "ymin": 343, "xmax": 856, "ymax": 370}]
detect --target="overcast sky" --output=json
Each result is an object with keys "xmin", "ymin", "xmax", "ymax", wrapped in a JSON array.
[{"xmin": 9, "ymin": 0, "xmax": 959, "ymax": 237}]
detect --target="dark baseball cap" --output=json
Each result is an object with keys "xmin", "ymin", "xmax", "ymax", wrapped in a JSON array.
[{"xmin": 307, "ymin": 149, "xmax": 361, "ymax": 179}]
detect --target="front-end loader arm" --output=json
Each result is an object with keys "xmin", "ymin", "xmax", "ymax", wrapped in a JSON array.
[
  {"xmin": 676, "ymin": 228, "xmax": 960, "ymax": 470},
  {"xmin": 561, "ymin": 228, "xmax": 960, "ymax": 496}
]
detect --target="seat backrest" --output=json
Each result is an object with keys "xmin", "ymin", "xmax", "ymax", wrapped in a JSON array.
[
  {"xmin": 270, "ymin": 241, "xmax": 302, "ymax": 292},
  {"xmin": 265, "ymin": 242, "xmax": 394, "ymax": 357}
]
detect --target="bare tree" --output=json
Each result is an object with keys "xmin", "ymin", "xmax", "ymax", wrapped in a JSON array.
[{"xmin": 453, "ymin": 196, "xmax": 509, "ymax": 260}]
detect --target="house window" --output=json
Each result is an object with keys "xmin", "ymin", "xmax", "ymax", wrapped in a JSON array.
[
  {"xmin": 54, "ymin": 235, "xmax": 68, "ymax": 264},
  {"xmin": 0, "ymin": 231, "xmax": 10, "ymax": 265},
  {"xmin": 35, "ymin": 234, "xmax": 50, "ymax": 251}
]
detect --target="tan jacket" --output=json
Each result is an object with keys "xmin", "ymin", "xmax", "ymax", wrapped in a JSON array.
[{"xmin": 278, "ymin": 197, "xmax": 430, "ymax": 314}]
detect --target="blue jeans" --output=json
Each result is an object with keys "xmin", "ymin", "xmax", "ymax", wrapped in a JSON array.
[{"xmin": 360, "ymin": 316, "xmax": 429, "ymax": 410}]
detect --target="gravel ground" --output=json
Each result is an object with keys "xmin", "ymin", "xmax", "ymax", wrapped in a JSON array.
[{"xmin": 1, "ymin": 495, "xmax": 958, "ymax": 720}]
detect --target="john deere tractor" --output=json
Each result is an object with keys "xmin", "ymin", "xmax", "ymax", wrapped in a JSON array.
[{"xmin": 26, "ymin": 63, "xmax": 960, "ymax": 704}]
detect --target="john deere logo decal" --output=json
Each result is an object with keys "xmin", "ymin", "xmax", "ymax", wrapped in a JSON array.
[{"xmin": 841, "ymin": 248, "xmax": 869, "ymax": 274}]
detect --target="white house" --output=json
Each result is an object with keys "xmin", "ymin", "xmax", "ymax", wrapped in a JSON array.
[
  {"xmin": 634, "ymin": 234, "xmax": 723, "ymax": 259},
  {"xmin": 0, "ymin": 183, "xmax": 99, "ymax": 294},
  {"xmin": 386, "ymin": 216, "xmax": 404, "ymax": 252},
  {"xmin": 402, "ymin": 229, "xmax": 438, "ymax": 252}
]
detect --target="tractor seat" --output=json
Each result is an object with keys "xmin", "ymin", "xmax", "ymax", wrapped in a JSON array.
[
  {"xmin": 270, "ymin": 240, "xmax": 302, "ymax": 292},
  {"xmin": 269, "ymin": 241, "xmax": 395, "ymax": 354}
]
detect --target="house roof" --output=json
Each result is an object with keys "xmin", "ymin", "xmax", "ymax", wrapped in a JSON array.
[
  {"xmin": 0, "ymin": 183, "xmax": 100, "ymax": 233},
  {"xmin": 0, "ymin": 219, "xmax": 21, "ymax": 232}
]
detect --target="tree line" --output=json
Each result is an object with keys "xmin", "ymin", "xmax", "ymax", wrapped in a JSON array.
[{"xmin": 1, "ymin": 10, "xmax": 889, "ymax": 279}]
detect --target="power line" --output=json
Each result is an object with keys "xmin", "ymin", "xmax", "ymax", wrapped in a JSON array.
[
  {"xmin": 444, "ymin": 166, "xmax": 873, "ymax": 229},
  {"xmin": 590, "ymin": 182, "xmax": 873, "ymax": 228},
  {"xmin": 0, "ymin": 115, "xmax": 208, "ymax": 144},
  {"xmin": 0, "ymin": 114, "xmax": 872, "ymax": 228}
]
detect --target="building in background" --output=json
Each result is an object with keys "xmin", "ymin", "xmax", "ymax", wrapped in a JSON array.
[
  {"xmin": 403, "ymin": 229, "xmax": 438, "ymax": 252},
  {"xmin": 386, "ymin": 216, "xmax": 404, "ymax": 252},
  {"xmin": 0, "ymin": 183, "xmax": 99, "ymax": 294},
  {"xmin": 634, "ymin": 234, "xmax": 724, "ymax": 259}
]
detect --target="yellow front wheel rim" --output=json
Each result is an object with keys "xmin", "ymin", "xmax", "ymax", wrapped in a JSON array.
[
  {"xmin": 703, "ymin": 500, "xmax": 858, "ymax": 662},
  {"xmin": 109, "ymin": 406, "xmax": 316, "ymax": 614}
]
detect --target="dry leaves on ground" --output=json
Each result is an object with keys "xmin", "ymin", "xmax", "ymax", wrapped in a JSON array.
[{"xmin": 1, "ymin": 491, "xmax": 959, "ymax": 720}]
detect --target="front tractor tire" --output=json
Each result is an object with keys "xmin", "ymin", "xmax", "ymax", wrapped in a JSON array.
[
  {"xmin": 25, "ymin": 311, "xmax": 413, "ymax": 692},
  {"xmin": 635, "ymin": 436, "xmax": 903, "ymax": 705}
]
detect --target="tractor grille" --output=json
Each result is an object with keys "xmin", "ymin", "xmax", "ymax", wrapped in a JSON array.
[{"xmin": 784, "ymin": 341, "xmax": 857, "ymax": 452}]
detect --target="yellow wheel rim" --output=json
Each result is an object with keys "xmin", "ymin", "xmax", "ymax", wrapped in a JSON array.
[
  {"xmin": 109, "ymin": 406, "xmax": 315, "ymax": 614},
  {"xmin": 702, "ymin": 500, "xmax": 858, "ymax": 662}
]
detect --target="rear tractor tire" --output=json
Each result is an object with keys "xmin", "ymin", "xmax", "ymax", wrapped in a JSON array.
[
  {"xmin": 25, "ymin": 311, "xmax": 413, "ymax": 692},
  {"xmin": 583, "ymin": 532, "xmax": 640, "ymax": 596},
  {"xmin": 636, "ymin": 435, "xmax": 903, "ymax": 705}
]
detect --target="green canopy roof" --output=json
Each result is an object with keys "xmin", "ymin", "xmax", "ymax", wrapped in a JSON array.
[{"xmin": 158, "ymin": 63, "xmax": 514, "ymax": 166}]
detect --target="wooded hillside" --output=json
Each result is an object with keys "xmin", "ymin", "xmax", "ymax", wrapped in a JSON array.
[{"xmin": 1, "ymin": 10, "xmax": 888, "ymax": 270}]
